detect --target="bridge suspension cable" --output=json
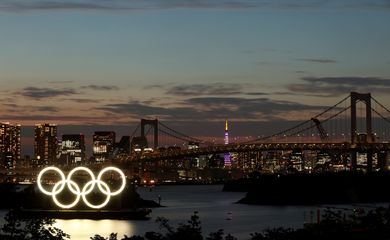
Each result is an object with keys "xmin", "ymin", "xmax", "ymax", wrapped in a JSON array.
[
  {"xmin": 371, "ymin": 96, "xmax": 390, "ymax": 124},
  {"xmin": 285, "ymin": 105, "xmax": 351, "ymax": 141},
  {"xmin": 130, "ymin": 123, "xmax": 140, "ymax": 140},
  {"xmin": 244, "ymin": 94, "xmax": 351, "ymax": 143},
  {"xmin": 158, "ymin": 121, "xmax": 209, "ymax": 144},
  {"xmin": 158, "ymin": 128, "xmax": 198, "ymax": 143},
  {"xmin": 370, "ymin": 96, "xmax": 390, "ymax": 142}
]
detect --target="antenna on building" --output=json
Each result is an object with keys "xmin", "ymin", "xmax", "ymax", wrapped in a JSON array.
[{"xmin": 224, "ymin": 120, "xmax": 231, "ymax": 167}]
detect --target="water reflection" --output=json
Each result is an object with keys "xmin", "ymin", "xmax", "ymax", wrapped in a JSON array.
[
  {"xmin": 1, "ymin": 185, "xmax": 318, "ymax": 239},
  {"xmin": 55, "ymin": 219, "xmax": 135, "ymax": 240}
]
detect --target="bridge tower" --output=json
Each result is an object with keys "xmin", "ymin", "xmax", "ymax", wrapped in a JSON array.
[
  {"xmin": 350, "ymin": 92, "xmax": 373, "ymax": 171},
  {"xmin": 351, "ymin": 92, "xmax": 373, "ymax": 144},
  {"xmin": 141, "ymin": 119, "xmax": 159, "ymax": 150}
]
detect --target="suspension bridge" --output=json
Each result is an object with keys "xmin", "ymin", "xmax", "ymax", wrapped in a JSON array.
[{"xmin": 122, "ymin": 92, "xmax": 390, "ymax": 172}]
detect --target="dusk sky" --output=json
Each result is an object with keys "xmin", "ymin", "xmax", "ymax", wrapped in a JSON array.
[{"xmin": 1, "ymin": 0, "xmax": 390, "ymax": 154}]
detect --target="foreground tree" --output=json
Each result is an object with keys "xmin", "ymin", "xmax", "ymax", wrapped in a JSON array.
[{"xmin": 1, "ymin": 210, "xmax": 69, "ymax": 240}]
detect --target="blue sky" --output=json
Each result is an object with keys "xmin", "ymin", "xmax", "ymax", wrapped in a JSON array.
[{"xmin": 1, "ymin": 0, "xmax": 390, "ymax": 153}]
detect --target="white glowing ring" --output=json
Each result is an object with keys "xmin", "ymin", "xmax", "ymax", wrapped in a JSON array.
[
  {"xmin": 67, "ymin": 166, "xmax": 96, "ymax": 194},
  {"xmin": 37, "ymin": 166, "xmax": 126, "ymax": 209},
  {"xmin": 52, "ymin": 180, "xmax": 81, "ymax": 209},
  {"xmin": 97, "ymin": 166, "xmax": 127, "ymax": 196},
  {"xmin": 37, "ymin": 166, "xmax": 66, "ymax": 195},
  {"xmin": 82, "ymin": 180, "xmax": 111, "ymax": 209}
]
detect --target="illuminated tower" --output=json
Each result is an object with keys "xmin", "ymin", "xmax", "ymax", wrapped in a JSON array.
[
  {"xmin": 34, "ymin": 123, "xmax": 58, "ymax": 166},
  {"xmin": 224, "ymin": 120, "xmax": 231, "ymax": 167},
  {"xmin": 60, "ymin": 134, "xmax": 86, "ymax": 164},
  {"xmin": 93, "ymin": 131, "xmax": 116, "ymax": 162},
  {"xmin": 0, "ymin": 122, "xmax": 21, "ymax": 171}
]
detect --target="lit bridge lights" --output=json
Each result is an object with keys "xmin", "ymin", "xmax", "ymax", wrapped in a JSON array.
[{"xmin": 37, "ymin": 166, "xmax": 126, "ymax": 209}]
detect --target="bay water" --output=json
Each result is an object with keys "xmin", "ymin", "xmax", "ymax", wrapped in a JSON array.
[{"xmin": 1, "ymin": 185, "xmax": 346, "ymax": 239}]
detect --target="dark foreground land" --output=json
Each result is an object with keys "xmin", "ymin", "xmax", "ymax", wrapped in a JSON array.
[
  {"xmin": 224, "ymin": 172, "xmax": 390, "ymax": 205},
  {"xmin": 2, "ymin": 206, "xmax": 390, "ymax": 240}
]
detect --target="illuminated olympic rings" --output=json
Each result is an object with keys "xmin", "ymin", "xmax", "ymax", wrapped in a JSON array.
[{"xmin": 37, "ymin": 166, "xmax": 126, "ymax": 209}]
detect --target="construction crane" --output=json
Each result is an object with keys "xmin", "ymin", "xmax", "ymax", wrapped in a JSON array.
[{"xmin": 311, "ymin": 118, "xmax": 329, "ymax": 142}]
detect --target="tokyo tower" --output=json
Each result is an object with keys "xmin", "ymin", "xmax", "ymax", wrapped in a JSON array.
[{"xmin": 224, "ymin": 120, "xmax": 231, "ymax": 167}]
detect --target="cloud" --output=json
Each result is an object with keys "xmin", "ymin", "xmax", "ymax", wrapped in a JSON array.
[
  {"xmin": 0, "ymin": 114, "xmax": 107, "ymax": 123},
  {"xmin": 185, "ymin": 97, "xmax": 325, "ymax": 115},
  {"xmin": 0, "ymin": 1, "xmax": 123, "ymax": 11},
  {"xmin": 304, "ymin": 76, "xmax": 390, "ymax": 87},
  {"xmin": 3, "ymin": 103, "xmax": 19, "ymax": 108},
  {"xmin": 19, "ymin": 87, "xmax": 78, "ymax": 99},
  {"xmin": 296, "ymin": 58, "xmax": 338, "ymax": 64},
  {"xmin": 245, "ymin": 92, "xmax": 269, "ymax": 96},
  {"xmin": 98, "ymin": 97, "xmax": 326, "ymax": 122},
  {"xmin": 66, "ymin": 98, "xmax": 100, "ymax": 103},
  {"xmin": 81, "ymin": 85, "xmax": 119, "ymax": 91},
  {"xmin": 97, "ymin": 100, "xmax": 187, "ymax": 118},
  {"xmin": 0, "ymin": 0, "xmax": 256, "ymax": 12},
  {"xmin": 165, "ymin": 83, "xmax": 244, "ymax": 96},
  {"xmin": 48, "ymin": 80, "xmax": 74, "ymax": 84},
  {"xmin": 341, "ymin": 1, "xmax": 390, "ymax": 10},
  {"xmin": 2, "ymin": 102, "xmax": 59, "ymax": 113},
  {"xmin": 287, "ymin": 76, "xmax": 390, "ymax": 97},
  {"xmin": 2, "ymin": 0, "xmax": 389, "ymax": 12},
  {"xmin": 146, "ymin": 84, "xmax": 165, "ymax": 89},
  {"xmin": 34, "ymin": 106, "xmax": 59, "ymax": 112},
  {"xmin": 148, "ymin": 82, "xmax": 268, "ymax": 97}
]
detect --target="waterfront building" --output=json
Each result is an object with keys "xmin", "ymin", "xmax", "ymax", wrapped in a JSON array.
[
  {"xmin": 0, "ymin": 122, "xmax": 21, "ymax": 171},
  {"xmin": 59, "ymin": 134, "xmax": 85, "ymax": 165},
  {"xmin": 34, "ymin": 123, "xmax": 58, "ymax": 166},
  {"xmin": 237, "ymin": 151, "xmax": 261, "ymax": 172},
  {"xmin": 289, "ymin": 149, "xmax": 304, "ymax": 172},
  {"xmin": 188, "ymin": 141, "xmax": 200, "ymax": 168},
  {"xmin": 130, "ymin": 136, "xmax": 148, "ymax": 153},
  {"xmin": 208, "ymin": 154, "xmax": 224, "ymax": 168},
  {"xmin": 93, "ymin": 131, "xmax": 116, "ymax": 162}
]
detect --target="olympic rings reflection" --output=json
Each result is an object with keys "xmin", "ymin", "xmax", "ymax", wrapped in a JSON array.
[{"xmin": 37, "ymin": 166, "xmax": 126, "ymax": 209}]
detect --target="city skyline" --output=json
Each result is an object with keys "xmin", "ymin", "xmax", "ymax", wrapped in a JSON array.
[{"xmin": 1, "ymin": 0, "xmax": 390, "ymax": 154}]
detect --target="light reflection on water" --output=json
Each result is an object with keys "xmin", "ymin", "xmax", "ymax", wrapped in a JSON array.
[
  {"xmin": 54, "ymin": 219, "xmax": 135, "ymax": 239},
  {"xmin": 2, "ymin": 185, "xmax": 325, "ymax": 239}
]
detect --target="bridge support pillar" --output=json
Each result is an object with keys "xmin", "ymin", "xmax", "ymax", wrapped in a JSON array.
[
  {"xmin": 350, "ymin": 92, "xmax": 373, "ymax": 172},
  {"xmin": 141, "ymin": 119, "xmax": 159, "ymax": 150},
  {"xmin": 351, "ymin": 92, "xmax": 372, "ymax": 144},
  {"xmin": 378, "ymin": 151, "xmax": 388, "ymax": 171},
  {"xmin": 367, "ymin": 150, "xmax": 373, "ymax": 172},
  {"xmin": 351, "ymin": 151, "xmax": 357, "ymax": 171}
]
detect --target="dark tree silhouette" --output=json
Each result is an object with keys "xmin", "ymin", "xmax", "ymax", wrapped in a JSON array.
[{"xmin": 1, "ymin": 211, "xmax": 69, "ymax": 240}]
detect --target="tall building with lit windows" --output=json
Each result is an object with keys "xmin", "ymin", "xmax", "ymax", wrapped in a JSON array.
[
  {"xmin": 93, "ymin": 131, "xmax": 116, "ymax": 162},
  {"xmin": 0, "ymin": 122, "xmax": 21, "ymax": 171},
  {"xmin": 34, "ymin": 123, "xmax": 58, "ymax": 166},
  {"xmin": 224, "ymin": 120, "xmax": 232, "ymax": 167},
  {"xmin": 60, "ymin": 134, "xmax": 85, "ymax": 165}
]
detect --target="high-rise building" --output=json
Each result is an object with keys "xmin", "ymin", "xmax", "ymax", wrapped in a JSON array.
[
  {"xmin": 60, "ymin": 134, "xmax": 85, "ymax": 165},
  {"xmin": 0, "ymin": 122, "xmax": 21, "ymax": 171},
  {"xmin": 113, "ymin": 136, "xmax": 130, "ymax": 156},
  {"xmin": 224, "ymin": 120, "xmax": 232, "ymax": 167},
  {"xmin": 188, "ymin": 141, "xmax": 201, "ymax": 168},
  {"xmin": 34, "ymin": 123, "xmax": 58, "ymax": 166},
  {"xmin": 93, "ymin": 131, "xmax": 115, "ymax": 162}
]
